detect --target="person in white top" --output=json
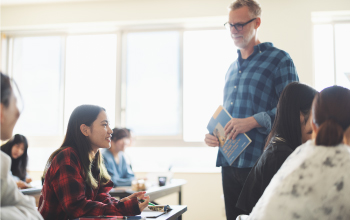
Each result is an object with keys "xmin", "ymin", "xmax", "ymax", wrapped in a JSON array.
[
  {"xmin": 245, "ymin": 85, "xmax": 350, "ymax": 220},
  {"xmin": 0, "ymin": 72, "xmax": 43, "ymax": 220}
]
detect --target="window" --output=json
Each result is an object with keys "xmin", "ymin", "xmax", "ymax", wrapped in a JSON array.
[
  {"xmin": 10, "ymin": 34, "xmax": 117, "ymax": 135},
  {"xmin": 12, "ymin": 36, "xmax": 63, "ymax": 136},
  {"xmin": 125, "ymin": 31, "xmax": 181, "ymax": 136},
  {"xmin": 313, "ymin": 17, "xmax": 350, "ymax": 91},
  {"xmin": 5, "ymin": 28, "xmax": 237, "ymax": 144},
  {"xmin": 64, "ymin": 34, "xmax": 117, "ymax": 129},
  {"xmin": 334, "ymin": 23, "xmax": 350, "ymax": 88}
]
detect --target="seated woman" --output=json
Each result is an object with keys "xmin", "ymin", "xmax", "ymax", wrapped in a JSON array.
[
  {"xmin": 1, "ymin": 134, "xmax": 32, "ymax": 189},
  {"xmin": 246, "ymin": 85, "xmax": 350, "ymax": 219},
  {"xmin": 0, "ymin": 72, "xmax": 43, "ymax": 220},
  {"xmin": 102, "ymin": 128, "xmax": 135, "ymax": 187},
  {"xmin": 236, "ymin": 82, "xmax": 317, "ymax": 213},
  {"xmin": 39, "ymin": 105, "xmax": 149, "ymax": 220}
]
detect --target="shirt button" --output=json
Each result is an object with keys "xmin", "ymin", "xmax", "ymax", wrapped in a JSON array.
[
  {"xmin": 234, "ymin": 86, "xmax": 237, "ymax": 89},
  {"xmin": 239, "ymin": 70, "xmax": 241, "ymax": 73},
  {"xmin": 231, "ymin": 102, "xmax": 233, "ymax": 105}
]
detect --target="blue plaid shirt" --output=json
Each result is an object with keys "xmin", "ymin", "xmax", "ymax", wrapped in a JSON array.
[{"xmin": 217, "ymin": 42, "xmax": 299, "ymax": 168}]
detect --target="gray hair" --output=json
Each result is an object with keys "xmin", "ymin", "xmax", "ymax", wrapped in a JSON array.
[{"xmin": 229, "ymin": 0, "xmax": 262, "ymax": 17}]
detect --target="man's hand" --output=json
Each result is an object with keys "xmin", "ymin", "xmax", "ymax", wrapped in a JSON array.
[
  {"xmin": 224, "ymin": 116, "xmax": 261, "ymax": 140},
  {"xmin": 204, "ymin": 133, "xmax": 219, "ymax": 147}
]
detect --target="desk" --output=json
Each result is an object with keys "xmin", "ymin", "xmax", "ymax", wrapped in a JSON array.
[
  {"xmin": 21, "ymin": 186, "xmax": 42, "ymax": 196},
  {"xmin": 22, "ymin": 179, "xmax": 187, "ymax": 210},
  {"xmin": 141, "ymin": 205, "xmax": 187, "ymax": 220},
  {"xmin": 109, "ymin": 179, "xmax": 186, "ymax": 205}
]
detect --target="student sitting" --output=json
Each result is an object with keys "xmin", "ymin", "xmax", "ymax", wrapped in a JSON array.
[
  {"xmin": 236, "ymin": 82, "xmax": 317, "ymax": 213},
  {"xmin": 246, "ymin": 85, "xmax": 350, "ymax": 220},
  {"xmin": 0, "ymin": 72, "xmax": 43, "ymax": 220},
  {"xmin": 1, "ymin": 134, "xmax": 32, "ymax": 189},
  {"xmin": 38, "ymin": 105, "xmax": 149, "ymax": 220},
  {"xmin": 102, "ymin": 128, "xmax": 135, "ymax": 187}
]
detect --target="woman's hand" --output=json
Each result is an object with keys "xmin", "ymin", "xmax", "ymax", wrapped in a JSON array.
[
  {"xmin": 119, "ymin": 191, "xmax": 150, "ymax": 212},
  {"xmin": 120, "ymin": 191, "xmax": 146, "ymax": 202},
  {"xmin": 26, "ymin": 177, "xmax": 32, "ymax": 183},
  {"xmin": 138, "ymin": 195, "xmax": 150, "ymax": 212},
  {"xmin": 17, "ymin": 180, "xmax": 30, "ymax": 189}
]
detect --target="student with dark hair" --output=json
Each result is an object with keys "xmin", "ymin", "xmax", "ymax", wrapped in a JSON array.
[
  {"xmin": 102, "ymin": 128, "xmax": 135, "ymax": 187},
  {"xmin": 247, "ymin": 85, "xmax": 350, "ymax": 220},
  {"xmin": 39, "ymin": 105, "xmax": 149, "ymax": 220},
  {"xmin": 1, "ymin": 134, "xmax": 32, "ymax": 189},
  {"xmin": 236, "ymin": 82, "xmax": 317, "ymax": 213},
  {"xmin": 0, "ymin": 72, "xmax": 43, "ymax": 220}
]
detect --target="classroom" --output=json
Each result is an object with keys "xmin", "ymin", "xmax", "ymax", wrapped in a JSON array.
[{"xmin": 1, "ymin": 0, "xmax": 350, "ymax": 220}]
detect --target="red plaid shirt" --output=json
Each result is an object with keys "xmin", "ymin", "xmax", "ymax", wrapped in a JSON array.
[{"xmin": 38, "ymin": 147, "xmax": 140, "ymax": 220}]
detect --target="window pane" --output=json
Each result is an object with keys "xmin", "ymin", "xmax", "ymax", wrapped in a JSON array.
[
  {"xmin": 64, "ymin": 34, "xmax": 117, "ymax": 129},
  {"xmin": 125, "ymin": 31, "xmax": 180, "ymax": 136},
  {"xmin": 313, "ymin": 24, "xmax": 334, "ymax": 91},
  {"xmin": 12, "ymin": 36, "xmax": 63, "ymax": 136},
  {"xmin": 183, "ymin": 30, "xmax": 237, "ymax": 142},
  {"xmin": 335, "ymin": 23, "xmax": 350, "ymax": 89}
]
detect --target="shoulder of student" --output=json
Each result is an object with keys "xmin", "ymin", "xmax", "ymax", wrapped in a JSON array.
[
  {"xmin": 51, "ymin": 147, "xmax": 81, "ymax": 169},
  {"xmin": 1, "ymin": 152, "xmax": 11, "ymax": 179}
]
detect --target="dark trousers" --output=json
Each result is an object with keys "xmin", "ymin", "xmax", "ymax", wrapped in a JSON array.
[{"xmin": 222, "ymin": 166, "xmax": 252, "ymax": 220}]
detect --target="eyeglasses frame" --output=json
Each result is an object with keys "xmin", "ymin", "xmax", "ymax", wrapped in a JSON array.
[{"xmin": 224, "ymin": 18, "xmax": 257, "ymax": 32}]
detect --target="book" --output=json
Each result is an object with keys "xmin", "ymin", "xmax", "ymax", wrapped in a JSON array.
[{"xmin": 207, "ymin": 105, "xmax": 252, "ymax": 165}]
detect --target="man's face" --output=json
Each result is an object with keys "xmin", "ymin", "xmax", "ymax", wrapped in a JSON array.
[{"xmin": 228, "ymin": 6, "xmax": 257, "ymax": 49}]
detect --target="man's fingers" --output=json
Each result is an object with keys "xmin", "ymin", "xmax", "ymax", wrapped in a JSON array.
[
  {"xmin": 224, "ymin": 120, "xmax": 232, "ymax": 130},
  {"xmin": 231, "ymin": 130, "xmax": 240, "ymax": 140},
  {"xmin": 206, "ymin": 141, "xmax": 219, "ymax": 147},
  {"xmin": 224, "ymin": 124, "xmax": 232, "ymax": 135}
]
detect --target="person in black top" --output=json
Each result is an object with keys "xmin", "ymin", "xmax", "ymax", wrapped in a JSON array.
[{"xmin": 236, "ymin": 82, "xmax": 317, "ymax": 213}]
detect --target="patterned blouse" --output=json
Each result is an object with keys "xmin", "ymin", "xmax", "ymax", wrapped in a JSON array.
[{"xmin": 248, "ymin": 140, "xmax": 350, "ymax": 220}]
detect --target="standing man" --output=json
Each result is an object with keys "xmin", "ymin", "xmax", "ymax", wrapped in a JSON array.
[{"xmin": 204, "ymin": 0, "xmax": 299, "ymax": 219}]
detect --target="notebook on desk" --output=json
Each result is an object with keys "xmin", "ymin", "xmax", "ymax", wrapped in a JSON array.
[{"xmin": 140, "ymin": 205, "xmax": 172, "ymax": 218}]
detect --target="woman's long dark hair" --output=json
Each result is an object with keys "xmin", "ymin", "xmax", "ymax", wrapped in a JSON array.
[
  {"xmin": 1, "ymin": 134, "xmax": 28, "ymax": 181},
  {"xmin": 45, "ymin": 105, "xmax": 111, "ymax": 189},
  {"xmin": 313, "ymin": 86, "xmax": 350, "ymax": 146},
  {"xmin": 265, "ymin": 82, "xmax": 317, "ymax": 150}
]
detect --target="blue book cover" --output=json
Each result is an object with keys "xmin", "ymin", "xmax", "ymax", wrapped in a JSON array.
[{"xmin": 207, "ymin": 105, "xmax": 252, "ymax": 165}]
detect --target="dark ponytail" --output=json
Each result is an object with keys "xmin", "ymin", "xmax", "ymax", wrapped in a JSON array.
[
  {"xmin": 313, "ymin": 86, "xmax": 350, "ymax": 147},
  {"xmin": 315, "ymin": 119, "xmax": 344, "ymax": 146}
]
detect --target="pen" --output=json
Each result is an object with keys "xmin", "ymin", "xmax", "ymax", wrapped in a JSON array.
[{"xmin": 138, "ymin": 199, "xmax": 155, "ymax": 206}]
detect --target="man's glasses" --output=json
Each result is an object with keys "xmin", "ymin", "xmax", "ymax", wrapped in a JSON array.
[{"xmin": 224, "ymin": 18, "xmax": 256, "ymax": 32}]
